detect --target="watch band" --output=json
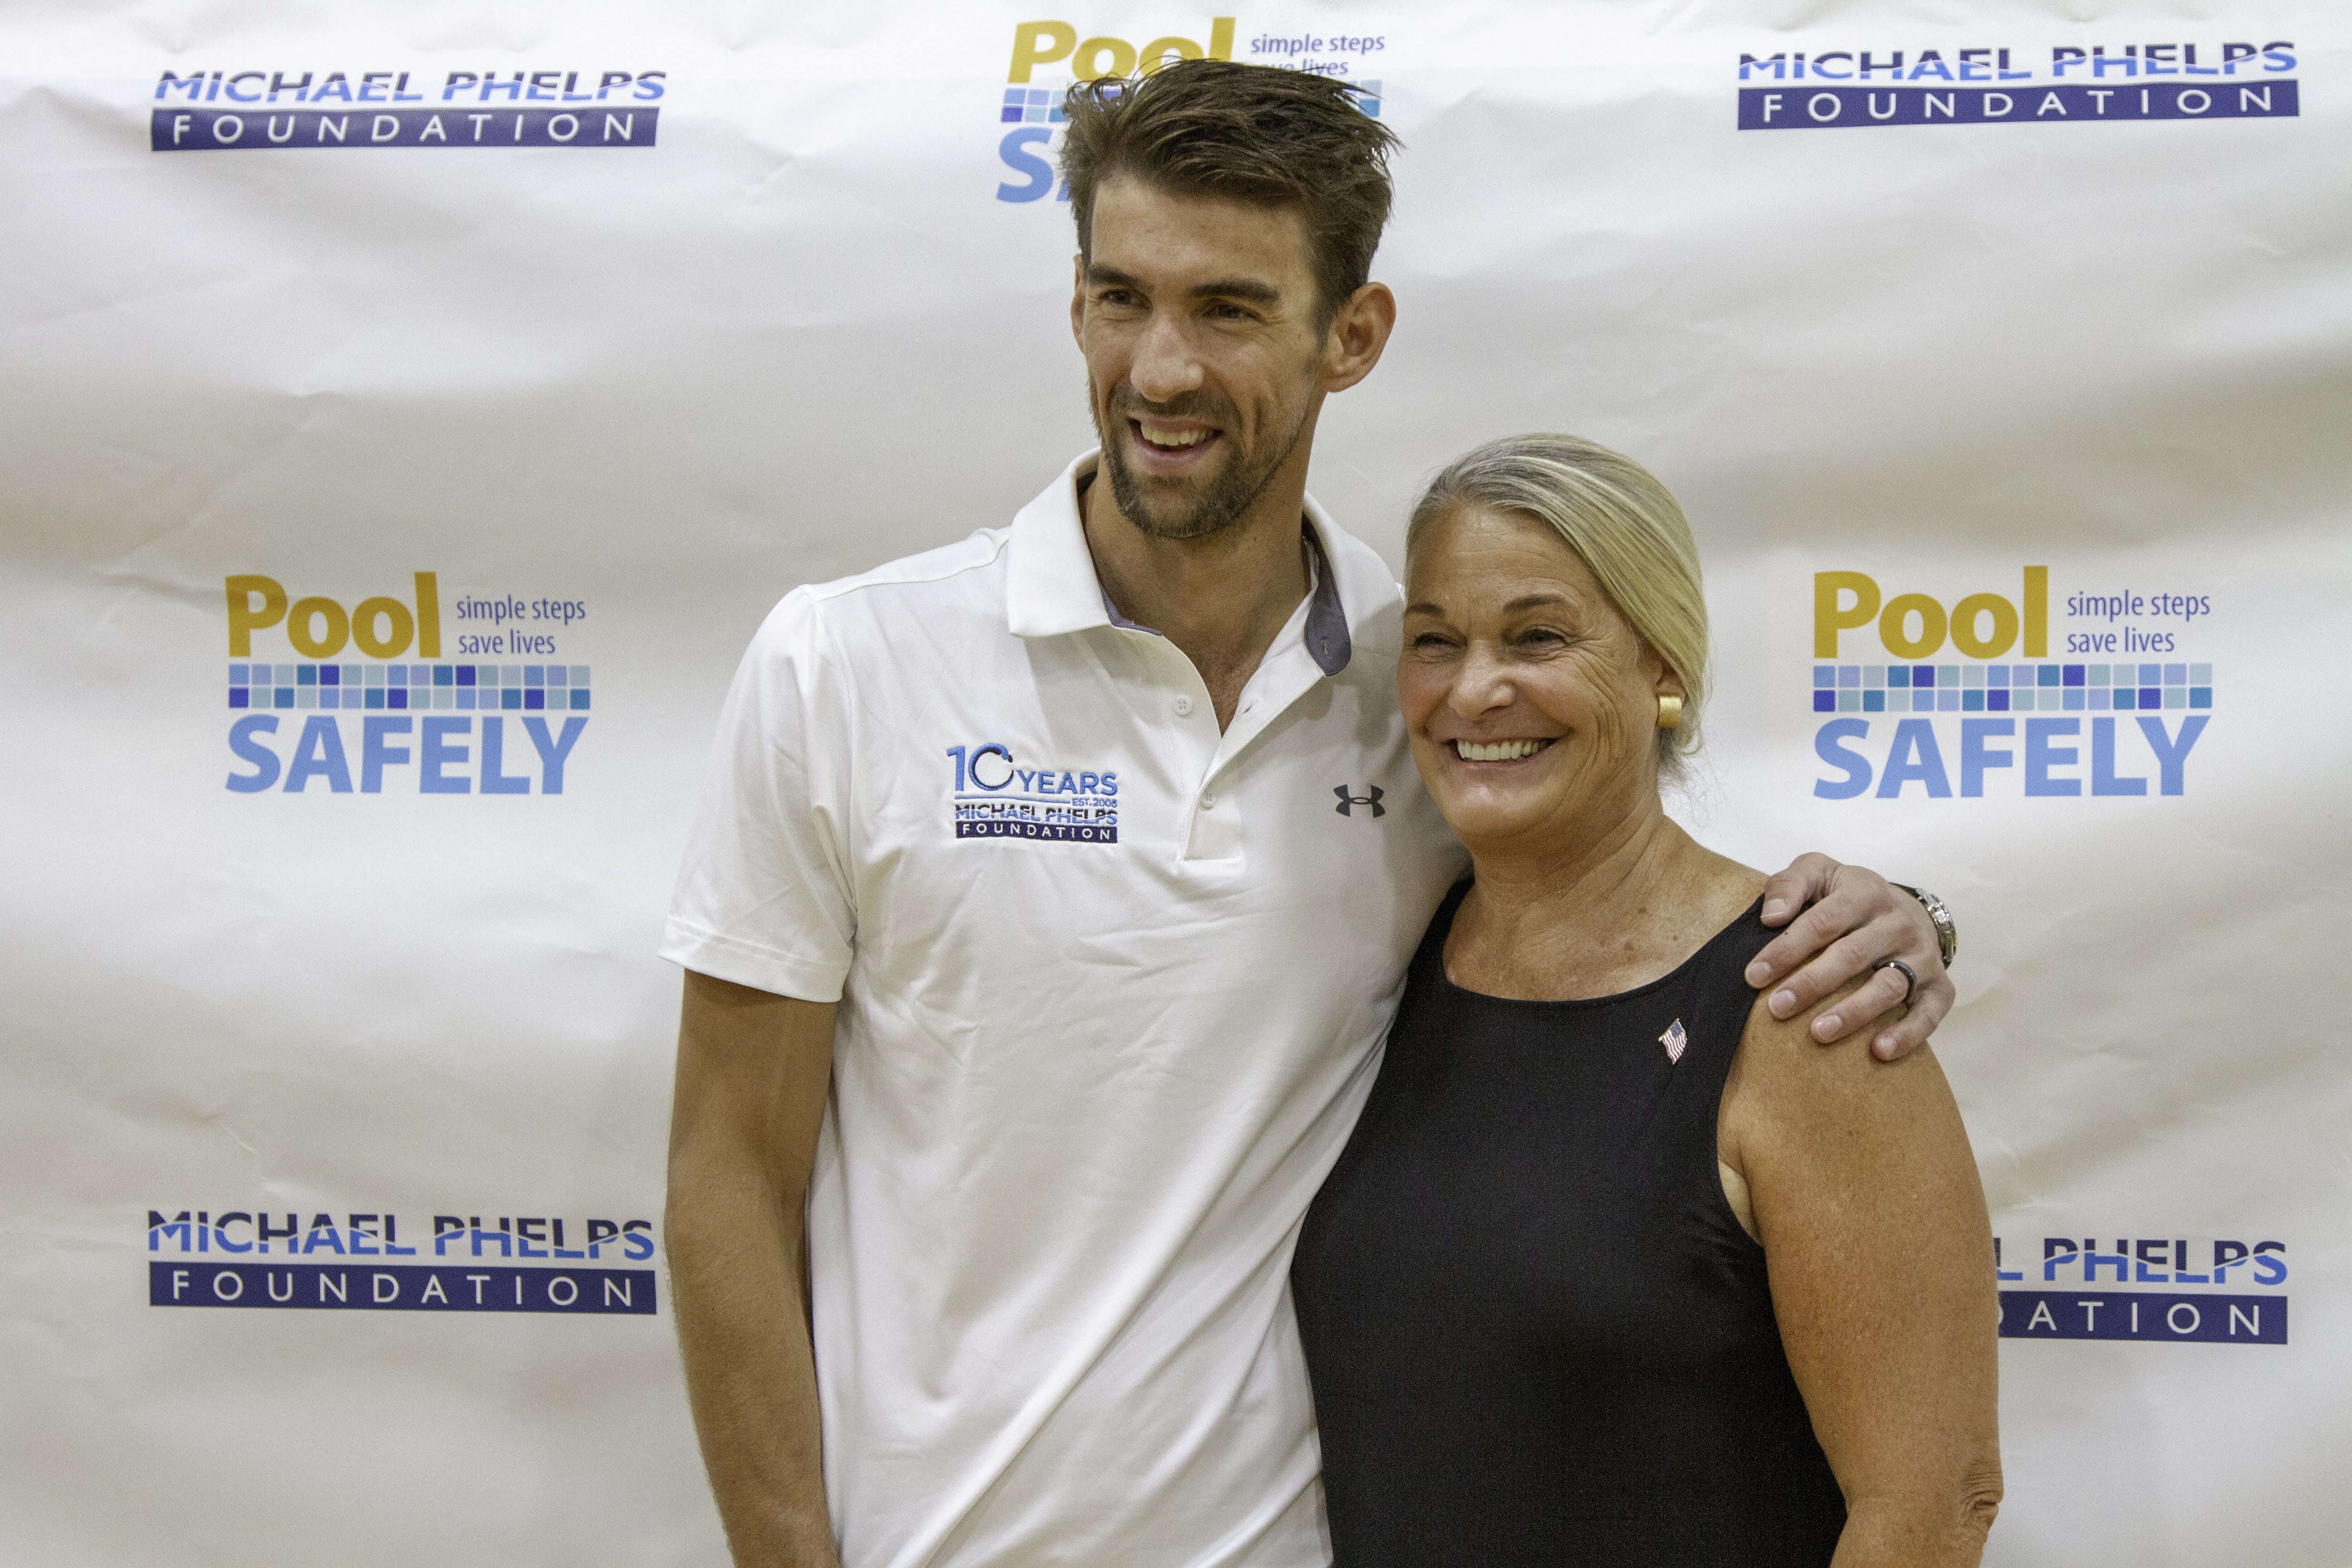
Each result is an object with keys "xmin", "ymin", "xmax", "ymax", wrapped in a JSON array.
[{"xmin": 1891, "ymin": 883, "xmax": 1958, "ymax": 969}]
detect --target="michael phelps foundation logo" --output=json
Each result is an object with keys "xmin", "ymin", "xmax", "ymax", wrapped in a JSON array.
[
  {"xmin": 1994, "ymin": 1232, "xmax": 2285, "ymax": 1344},
  {"xmin": 948, "ymin": 743, "xmax": 1119, "ymax": 842},
  {"xmin": 1805, "ymin": 567, "xmax": 2214, "ymax": 800},
  {"xmin": 993, "ymin": 17, "xmax": 1385, "ymax": 203},
  {"xmin": 150, "ymin": 66, "xmax": 664, "ymax": 152},
  {"xmin": 224, "ymin": 573, "xmax": 591, "ymax": 795},
  {"xmin": 148, "ymin": 1207, "xmax": 655, "ymax": 1315},
  {"xmin": 1736, "ymin": 38, "xmax": 2297, "ymax": 130}
]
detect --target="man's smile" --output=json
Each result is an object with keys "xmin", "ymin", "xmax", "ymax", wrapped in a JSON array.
[{"xmin": 1126, "ymin": 414, "xmax": 1224, "ymax": 474}]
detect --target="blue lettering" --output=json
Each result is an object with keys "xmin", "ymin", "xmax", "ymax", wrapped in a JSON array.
[
  {"xmin": 362, "ymin": 716, "xmax": 412, "ymax": 792},
  {"xmin": 283, "ymin": 715, "xmax": 353, "ymax": 792},
  {"xmin": 2024, "ymin": 718, "xmax": 2081, "ymax": 796},
  {"xmin": 420, "ymin": 716, "xmax": 472, "ymax": 793},
  {"xmin": 1960, "ymin": 718, "xmax": 2013, "ymax": 797},
  {"xmin": 1812, "ymin": 718, "xmax": 1871, "ymax": 799},
  {"xmin": 1875, "ymin": 719, "xmax": 1952, "ymax": 798},
  {"xmin": 1099, "ymin": 770, "xmax": 1118, "ymax": 796},
  {"xmin": 301, "ymin": 1213, "xmax": 347, "ymax": 1254},
  {"xmin": 522, "ymin": 716, "xmax": 588, "ymax": 794},
  {"xmin": 479, "ymin": 716, "xmax": 532, "ymax": 794},
  {"xmin": 2091, "ymin": 716, "xmax": 2147, "ymax": 795},
  {"xmin": 2135, "ymin": 716, "xmax": 2205, "ymax": 795},
  {"xmin": 996, "ymin": 127, "xmax": 1055, "ymax": 202},
  {"xmin": 226, "ymin": 715, "xmax": 281, "ymax": 792}
]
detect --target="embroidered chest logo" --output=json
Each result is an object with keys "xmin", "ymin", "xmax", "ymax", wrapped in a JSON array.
[
  {"xmin": 946, "ymin": 742, "xmax": 1119, "ymax": 844},
  {"xmin": 1333, "ymin": 784, "xmax": 1385, "ymax": 818},
  {"xmin": 1660, "ymin": 1019, "xmax": 1688, "ymax": 1064}
]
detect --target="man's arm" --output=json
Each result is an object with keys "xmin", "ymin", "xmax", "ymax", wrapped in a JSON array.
[
  {"xmin": 667, "ymin": 970, "xmax": 841, "ymax": 1568},
  {"xmin": 1747, "ymin": 855, "xmax": 1956, "ymax": 1061}
]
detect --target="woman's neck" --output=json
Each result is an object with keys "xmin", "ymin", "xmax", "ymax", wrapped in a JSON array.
[{"xmin": 1448, "ymin": 795, "xmax": 1760, "ymax": 1002}]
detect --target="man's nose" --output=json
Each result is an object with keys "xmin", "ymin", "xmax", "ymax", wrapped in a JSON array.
[{"xmin": 1129, "ymin": 313, "xmax": 1205, "ymax": 404}]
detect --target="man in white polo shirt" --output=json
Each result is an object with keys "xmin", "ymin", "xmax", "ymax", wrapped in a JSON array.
[{"xmin": 661, "ymin": 62, "xmax": 1956, "ymax": 1568}]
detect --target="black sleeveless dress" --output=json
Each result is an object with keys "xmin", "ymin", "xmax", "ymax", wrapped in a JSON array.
[{"xmin": 1292, "ymin": 883, "xmax": 1846, "ymax": 1567}]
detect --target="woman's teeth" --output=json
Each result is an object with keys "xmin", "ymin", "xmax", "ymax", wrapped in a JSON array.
[{"xmin": 1455, "ymin": 739, "xmax": 1549, "ymax": 762}]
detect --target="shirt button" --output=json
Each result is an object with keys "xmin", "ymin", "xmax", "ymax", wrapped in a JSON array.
[
  {"xmin": 1200, "ymin": 790, "xmax": 1218, "ymax": 809},
  {"xmin": 1173, "ymin": 695, "xmax": 1194, "ymax": 717}
]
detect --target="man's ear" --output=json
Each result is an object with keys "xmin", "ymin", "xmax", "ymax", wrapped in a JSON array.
[
  {"xmin": 1070, "ymin": 252, "xmax": 1088, "ymax": 347},
  {"xmin": 1321, "ymin": 281, "xmax": 1396, "ymax": 394}
]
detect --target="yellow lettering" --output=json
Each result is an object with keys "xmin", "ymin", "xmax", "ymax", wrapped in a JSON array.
[
  {"xmin": 1073, "ymin": 36, "xmax": 1137, "ymax": 79},
  {"xmin": 1139, "ymin": 35, "xmax": 1203, "ymax": 73},
  {"xmin": 1009, "ymin": 21, "xmax": 1077, "ymax": 83},
  {"xmin": 286, "ymin": 596, "xmax": 350, "ymax": 658},
  {"xmin": 414, "ymin": 571, "xmax": 441, "ymax": 657},
  {"xmin": 226, "ymin": 575, "xmax": 287, "ymax": 656},
  {"xmin": 1812, "ymin": 571, "xmax": 1879, "ymax": 657},
  {"xmin": 2023, "ymin": 565, "xmax": 2047, "ymax": 656},
  {"xmin": 1210, "ymin": 17, "xmax": 1234, "ymax": 60},
  {"xmin": 1949, "ymin": 592, "xmax": 2019, "ymax": 658},
  {"xmin": 1879, "ymin": 593, "xmax": 1948, "ymax": 660},
  {"xmin": 351, "ymin": 596, "xmax": 415, "ymax": 658}
]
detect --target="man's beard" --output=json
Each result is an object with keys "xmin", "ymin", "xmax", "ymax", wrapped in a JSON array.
[{"xmin": 1092, "ymin": 383, "xmax": 1311, "ymax": 542}]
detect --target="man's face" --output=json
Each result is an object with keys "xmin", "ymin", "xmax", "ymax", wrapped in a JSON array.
[{"xmin": 1073, "ymin": 178, "xmax": 1332, "ymax": 541}]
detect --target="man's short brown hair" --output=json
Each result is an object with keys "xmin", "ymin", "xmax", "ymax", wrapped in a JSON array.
[{"xmin": 1059, "ymin": 61, "xmax": 1401, "ymax": 324}]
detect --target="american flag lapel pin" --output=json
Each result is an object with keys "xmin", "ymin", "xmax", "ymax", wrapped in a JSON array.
[{"xmin": 1660, "ymin": 1019, "xmax": 1687, "ymax": 1064}]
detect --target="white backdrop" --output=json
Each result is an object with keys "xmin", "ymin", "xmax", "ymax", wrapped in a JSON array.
[{"xmin": 3, "ymin": 2, "xmax": 2346, "ymax": 1563}]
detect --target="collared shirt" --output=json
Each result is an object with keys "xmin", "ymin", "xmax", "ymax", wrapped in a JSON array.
[{"xmin": 662, "ymin": 453, "xmax": 1467, "ymax": 1568}]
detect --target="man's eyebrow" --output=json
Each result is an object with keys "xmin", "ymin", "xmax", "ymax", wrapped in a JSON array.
[
  {"xmin": 1191, "ymin": 277, "xmax": 1282, "ymax": 304},
  {"xmin": 1084, "ymin": 264, "xmax": 1283, "ymax": 306}
]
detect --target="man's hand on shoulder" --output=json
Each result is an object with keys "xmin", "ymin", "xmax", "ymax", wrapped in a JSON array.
[{"xmin": 1745, "ymin": 854, "xmax": 1955, "ymax": 1062}]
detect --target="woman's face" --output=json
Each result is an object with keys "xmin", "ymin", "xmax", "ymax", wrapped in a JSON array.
[{"xmin": 1399, "ymin": 504, "xmax": 1681, "ymax": 854}]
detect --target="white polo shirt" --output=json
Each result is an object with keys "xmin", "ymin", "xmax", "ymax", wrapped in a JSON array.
[{"xmin": 662, "ymin": 453, "xmax": 1466, "ymax": 1568}]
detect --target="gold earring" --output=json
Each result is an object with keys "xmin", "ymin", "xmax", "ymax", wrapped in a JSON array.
[{"xmin": 1656, "ymin": 694, "xmax": 1683, "ymax": 730}]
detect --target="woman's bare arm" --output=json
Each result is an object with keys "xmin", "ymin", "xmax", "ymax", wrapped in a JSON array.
[{"xmin": 1720, "ymin": 983, "xmax": 2003, "ymax": 1567}]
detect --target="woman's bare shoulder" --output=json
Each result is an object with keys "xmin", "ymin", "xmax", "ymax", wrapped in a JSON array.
[{"xmin": 1720, "ymin": 976, "xmax": 1951, "ymax": 1173}]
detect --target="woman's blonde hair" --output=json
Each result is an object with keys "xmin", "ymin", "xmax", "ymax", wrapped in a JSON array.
[{"xmin": 1406, "ymin": 433, "xmax": 1709, "ymax": 777}]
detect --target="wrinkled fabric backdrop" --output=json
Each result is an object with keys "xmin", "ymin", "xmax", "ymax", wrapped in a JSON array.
[{"xmin": 3, "ymin": 1, "xmax": 2344, "ymax": 1563}]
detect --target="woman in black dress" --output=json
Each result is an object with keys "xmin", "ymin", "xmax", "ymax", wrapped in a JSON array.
[{"xmin": 1292, "ymin": 434, "xmax": 2000, "ymax": 1567}]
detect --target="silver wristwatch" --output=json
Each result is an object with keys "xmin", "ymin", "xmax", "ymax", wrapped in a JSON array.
[{"xmin": 1892, "ymin": 884, "xmax": 1957, "ymax": 968}]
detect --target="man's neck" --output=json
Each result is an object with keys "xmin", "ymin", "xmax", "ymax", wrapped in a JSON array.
[{"xmin": 1080, "ymin": 455, "xmax": 1317, "ymax": 731}]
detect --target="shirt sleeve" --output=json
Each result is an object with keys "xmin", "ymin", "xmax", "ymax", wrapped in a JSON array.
[{"xmin": 659, "ymin": 588, "xmax": 858, "ymax": 1002}]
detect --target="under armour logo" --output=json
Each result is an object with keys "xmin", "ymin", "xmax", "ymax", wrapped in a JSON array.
[
  {"xmin": 1660, "ymin": 1019, "xmax": 1687, "ymax": 1064},
  {"xmin": 1334, "ymin": 785, "xmax": 1385, "ymax": 818}
]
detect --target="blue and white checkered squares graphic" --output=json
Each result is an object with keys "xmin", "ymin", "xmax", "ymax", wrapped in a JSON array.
[
  {"xmin": 1001, "ymin": 86, "xmax": 1065, "ymax": 124},
  {"xmin": 1811, "ymin": 663, "xmax": 2210, "ymax": 715},
  {"xmin": 998, "ymin": 81, "xmax": 1379, "ymax": 125},
  {"xmin": 232, "ymin": 664, "xmax": 592, "ymax": 713}
]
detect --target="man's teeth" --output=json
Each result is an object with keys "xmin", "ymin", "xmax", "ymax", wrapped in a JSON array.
[
  {"xmin": 1140, "ymin": 427, "xmax": 1209, "ymax": 449},
  {"xmin": 1456, "ymin": 739, "xmax": 1548, "ymax": 762}
]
